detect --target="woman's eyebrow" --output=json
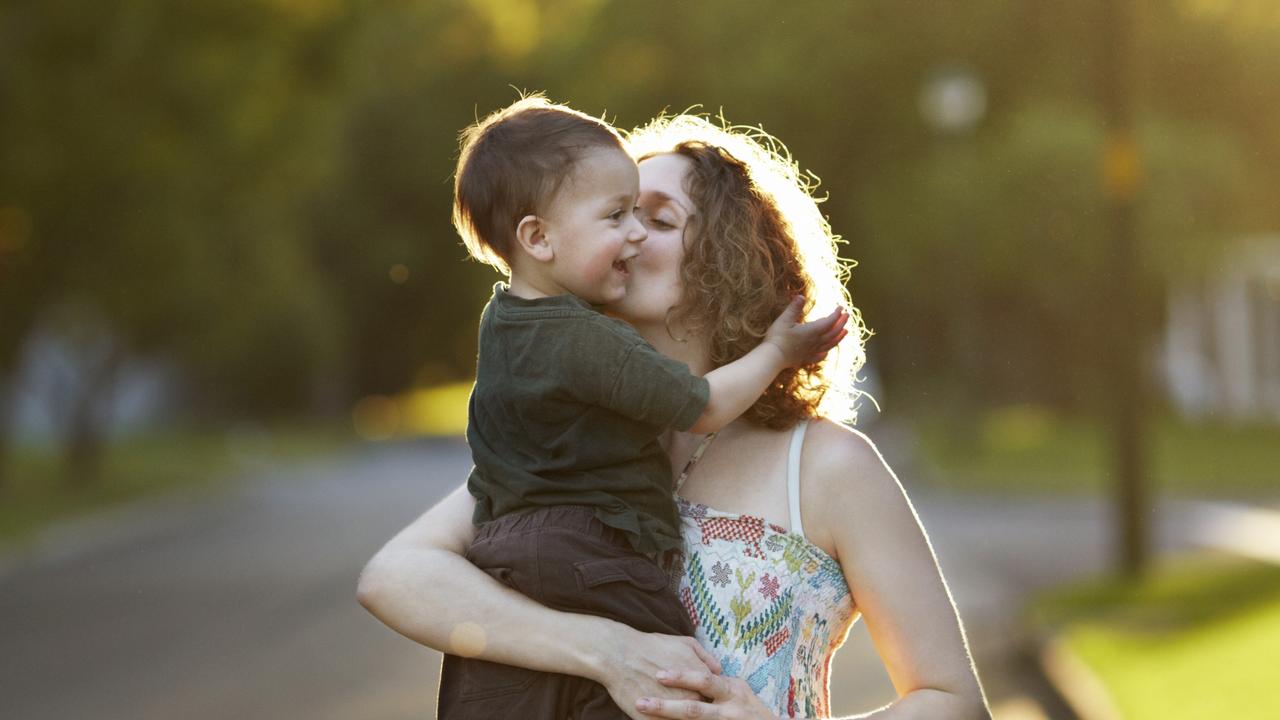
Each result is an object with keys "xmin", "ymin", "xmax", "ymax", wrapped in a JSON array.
[{"xmin": 643, "ymin": 190, "xmax": 690, "ymax": 214}]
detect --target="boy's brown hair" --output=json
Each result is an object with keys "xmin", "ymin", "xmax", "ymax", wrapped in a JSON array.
[{"xmin": 453, "ymin": 96, "xmax": 626, "ymax": 274}]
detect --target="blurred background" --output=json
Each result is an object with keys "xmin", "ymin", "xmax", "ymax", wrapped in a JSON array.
[{"xmin": 1, "ymin": 1, "xmax": 1278, "ymax": 719}]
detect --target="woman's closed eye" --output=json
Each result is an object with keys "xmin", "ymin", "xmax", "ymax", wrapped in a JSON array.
[{"xmin": 641, "ymin": 213, "xmax": 677, "ymax": 230}]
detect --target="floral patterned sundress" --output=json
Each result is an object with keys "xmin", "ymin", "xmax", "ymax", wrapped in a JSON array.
[{"xmin": 663, "ymin": 420, "xmax": 858, "ymax": 718}]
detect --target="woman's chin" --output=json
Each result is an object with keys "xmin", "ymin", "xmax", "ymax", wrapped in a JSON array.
[{"xmin": 601, "ymin": 295, "xmax": 636, "ymax": 321}]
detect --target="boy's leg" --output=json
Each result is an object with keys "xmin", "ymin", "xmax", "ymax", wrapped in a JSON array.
[
  {"xmin": 436, "ymin": 513, "xmax": 564, "ymax": 719},
  {"xmin": 438, "ymin": 505, "xmax": 695, "ymax": 719},
  {"xmin": 531, "ymin": 509, "xmax": 695, "ymax": 719}
]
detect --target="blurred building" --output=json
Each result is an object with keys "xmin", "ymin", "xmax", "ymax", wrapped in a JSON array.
[
  {"xmin": 9, "ymin": 320, "xmax": 179, "ymax": 443},
  {"xmin": 1162, "ymin": 234, "xmax": 1280, "ymax": 423}
]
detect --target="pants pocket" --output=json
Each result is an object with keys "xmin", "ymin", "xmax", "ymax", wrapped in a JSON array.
[
  {"xmin": 456, "ymin": 565, "xmax": 542, "ymax": 701},
  {"xmin": 573, "ymin": 556, "xmax": 670, "ymax": 592},
  {"xmin": 557, "ymin": 550, "xmax": 691, "ymax": 636},
  {"xmin": 457, "ymin": 658, "xmax": 540, "ymax": 701}
]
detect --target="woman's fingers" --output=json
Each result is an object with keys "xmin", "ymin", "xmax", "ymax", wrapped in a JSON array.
[
  {"xmin": 640, "ymin": 673, "xmax": 775, "ymax": 719},
  {"xmin": 639, "ymin": 670, "xmax": 724, "ymax": 718},
  {"xmin": 656, "ymin": 669, "xmax": 731, "ymax": 699},
  {"xmin": 685, "ymin": 637, "xmax": 723, "ymax": 675},
  {"xmin": 598, "ymin": 630, "xmax": 723, "ymax": 715},
  {"xmin": 636, "ymin": 695, "xmax": 720, "ymax": 718}
]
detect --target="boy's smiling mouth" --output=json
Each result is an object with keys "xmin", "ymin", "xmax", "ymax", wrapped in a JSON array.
[{"xmin": 612, "ymin": 255, "xmax": 636, "ymax": 277}]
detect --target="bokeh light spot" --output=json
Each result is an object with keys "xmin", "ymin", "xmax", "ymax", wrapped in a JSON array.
[
  {"xmin": 400, "ymin": 381, "xmax": 472, "ymax": 436},
  {"xmin": 352, "ymin": 394, "xmax": 401, "ymax": 441},
  {"xmin": 450, "ymin": 621, "xmax": 487, "ymax": 658},
  {"xmin": 982, "ymin": 404, "xmax": 1056, "ymax": 453},
  {"xmin": 0, "ymin": 206, "xmax": 32, "ymax": 252}
]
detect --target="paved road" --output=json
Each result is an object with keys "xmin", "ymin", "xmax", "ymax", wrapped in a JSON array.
[
  {"xmin": 1, "ymin": 440, "xmax": 464, "ymax": 720},
  {"xmin": 0, "ymin": 438, "xmax": 1224, "ymax": 719}
]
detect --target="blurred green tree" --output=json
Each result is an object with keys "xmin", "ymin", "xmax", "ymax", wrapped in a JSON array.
[
  {"xmin": 2, "ymin": 0, "xmax": 1277, "ymax": 491},
  {"xmin": 0, "ymin": 0, "xmax": 355, "ymax": 483}
]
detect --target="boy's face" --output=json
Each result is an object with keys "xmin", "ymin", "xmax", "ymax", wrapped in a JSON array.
[
  {"xmin": 540, "ymin": 147, "xmax": 647, "ymax": 305},
  {"xmin": 612, "ymin": 152, "xmax": 696, "ymax": 327}
]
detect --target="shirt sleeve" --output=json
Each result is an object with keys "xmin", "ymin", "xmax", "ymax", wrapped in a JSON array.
[
  {"xmin": 602, "ymin": 340, "xmax": 711, "ymax": 430},
  {"xmin": 560, "ymin": 315, "xmax": 710, "ymax": 430}
]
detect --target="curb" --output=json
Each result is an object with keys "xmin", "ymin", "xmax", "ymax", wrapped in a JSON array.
[
  {"xmin": 0, "ymin": 439, "xmax": 392, "ymax": 582},
  {"xmin": 0, "ymin": 480, "xmax": 230, "ymax": 582},
  {"xmin": 1034, "ymin": 628, "xmax": 1122, "ymax": 720}
]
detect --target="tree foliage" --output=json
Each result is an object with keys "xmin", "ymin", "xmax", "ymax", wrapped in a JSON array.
[{"xmin": 2, "ymin": 0, "xmax": 1276, "ymax": 470}]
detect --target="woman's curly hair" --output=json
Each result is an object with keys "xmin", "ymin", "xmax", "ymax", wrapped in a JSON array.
[{"xmin": 627, "ymin": 114, "xmax": 872, "ymax": 429}]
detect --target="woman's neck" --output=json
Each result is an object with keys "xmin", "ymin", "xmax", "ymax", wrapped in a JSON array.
[{"xmin": 634, "ymin": 321, "xmax": 713, "ymax": 376}]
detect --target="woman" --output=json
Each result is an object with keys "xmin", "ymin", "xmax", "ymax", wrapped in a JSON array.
[{"xmin": 357, "ymin": 114, "xmax": 990, "ymax": 719}]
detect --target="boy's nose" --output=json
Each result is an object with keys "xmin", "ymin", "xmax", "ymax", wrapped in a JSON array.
[{"xmin": 627, "ymin": 215, "xmax": 647, "ymax": 242}]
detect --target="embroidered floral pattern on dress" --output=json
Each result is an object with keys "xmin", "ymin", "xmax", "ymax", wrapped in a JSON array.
[{"xmin": 671, "ymin": 495, "xmax": 857, "ymax": 718}]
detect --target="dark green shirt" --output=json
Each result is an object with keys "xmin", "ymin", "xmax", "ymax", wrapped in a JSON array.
[{"xmin": 466, "ymin": 283, "xmax": 711, "ymax": 554}]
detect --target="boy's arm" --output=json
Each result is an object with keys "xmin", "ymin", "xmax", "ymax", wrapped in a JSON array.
[{"xmin": 688, "ymin": 297, "xmax": 848, "ymax": 434}]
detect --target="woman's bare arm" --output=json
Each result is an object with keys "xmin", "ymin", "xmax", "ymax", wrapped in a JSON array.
[
  {"xmin": 809, "ymin": 421, "xmax": 991, "ymax": 719},
  {"xmin": 355, "ymin": 482, "xmax": 718, "ymax": 717}
]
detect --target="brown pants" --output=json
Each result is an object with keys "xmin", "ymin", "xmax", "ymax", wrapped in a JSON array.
[{"xmin": 437, "ymin": 505, "xmax": 694, "ymax": 719}]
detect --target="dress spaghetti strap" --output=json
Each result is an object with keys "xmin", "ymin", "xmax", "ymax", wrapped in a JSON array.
[
  {"xmin": 674, "ymin": 432, "xmax": 717, "ymax": 494},
  {"xmin": 786, "ymin": 420, "xmax": 810, "ymax": 539}
]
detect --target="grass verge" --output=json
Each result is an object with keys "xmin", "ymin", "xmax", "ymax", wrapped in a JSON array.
[
  {"xmin": 912, "ymin": 405, "xmax": 1280, "ymax": 497},
  {"xmin": 1029, "ymin": 552, "xmax": 1280, "ymax": 720},
  {"xmin": 0, "ymin": 420, "xmax": 356, "ymax": 551}
]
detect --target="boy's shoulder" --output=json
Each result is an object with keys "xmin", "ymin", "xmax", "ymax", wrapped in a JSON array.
[
  {"xmin": 488, "ymin": 283, "xmax": 646, "ymax": 347},
  {"xmin": 575, "ymin": 308, "xmax": 647, "ymax": 345},
  {"xmin": 544, "ymin": 307, "xmax": 649, "ymax": 358}
]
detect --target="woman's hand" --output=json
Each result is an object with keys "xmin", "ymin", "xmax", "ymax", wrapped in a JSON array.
[
  {"xmin": 635, "ymin": 669, "xmax": 777, "ymax": 720},
  {"xmin": 594, "ymin": 628, "xmax": 725, "ymax": 720}
]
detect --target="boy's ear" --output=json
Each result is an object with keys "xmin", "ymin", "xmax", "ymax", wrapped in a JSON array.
[{"xmin": 515, "ymin": 214, "xmax": 554, "ymax": 263}]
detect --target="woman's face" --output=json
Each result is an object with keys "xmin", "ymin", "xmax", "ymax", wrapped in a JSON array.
[{"xmin": 607, "ymin": 153, "xmax": 696, "ymax": 330}]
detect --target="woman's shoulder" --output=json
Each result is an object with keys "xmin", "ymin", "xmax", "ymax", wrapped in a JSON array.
[
  {"xmin": 801, "ymin": 417, "xmax": 911, "ymax": 557},
  {"xmin": 803, "ymin": 417, "xmax": 894, "ymax": 487}
]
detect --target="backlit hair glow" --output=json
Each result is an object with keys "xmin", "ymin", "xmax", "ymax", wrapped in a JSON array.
[{"xmin": 627, "ymin": 114, "xmax": 873, "ymax": 428}]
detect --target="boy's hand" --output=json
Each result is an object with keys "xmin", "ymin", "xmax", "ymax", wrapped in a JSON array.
[{"xmin": 764, "ymin": 296, "xmax": 849, "ymax": 368}]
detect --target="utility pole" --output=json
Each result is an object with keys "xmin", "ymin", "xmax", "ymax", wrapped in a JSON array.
[{"xmin": 1099, "ymin": 0, "xmax": 1149, "ymax": 578}]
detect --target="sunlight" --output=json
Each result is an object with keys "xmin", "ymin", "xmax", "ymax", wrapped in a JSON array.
[
  {"xmin": 627, "ymin": 114, "xmax": 871, "ymax": 426},
  {"xmin": 399, "ymin": 381, "xmax": 472, "ymax": 436},
  {"xmin": 352, "ymin": 394, "xmax": 401, "ymax": 441},
  {"xmin": 1182, "ymin": 0, "xmax": 1280, "ymax": 29},
  {"xmin": 467, "ymin": 0, "xmax": 541, "ymax": 62}
]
